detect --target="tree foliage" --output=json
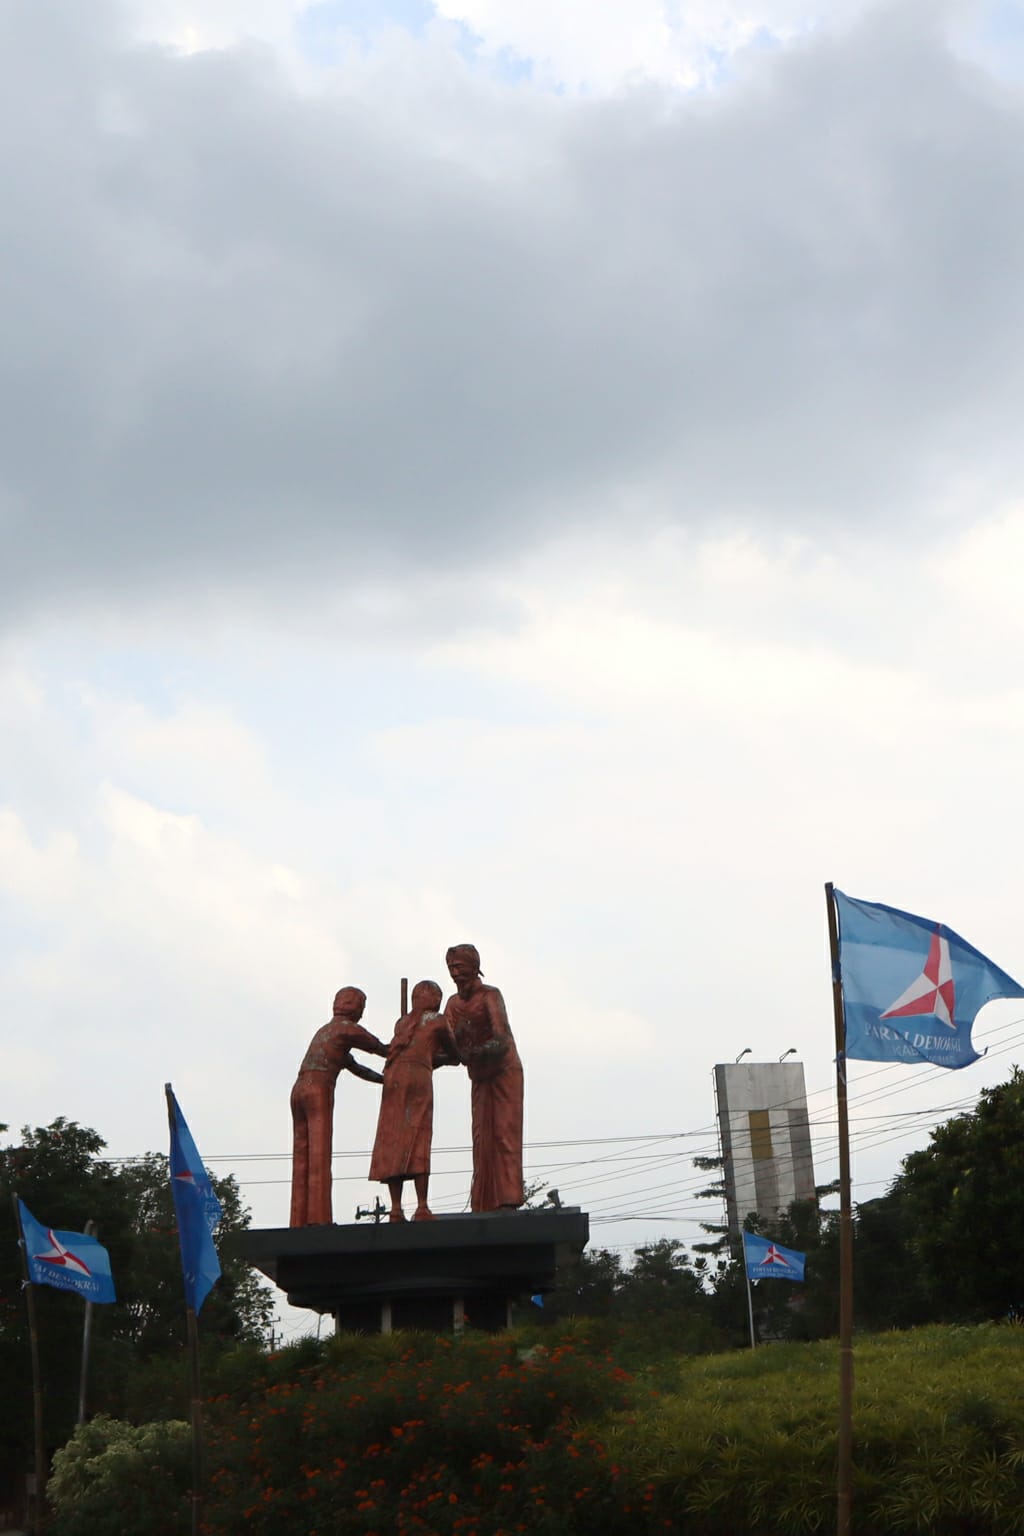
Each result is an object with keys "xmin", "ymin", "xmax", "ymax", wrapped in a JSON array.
[
  {"xmin": 0, "ymin": 1118, "xmax": 272, "ymax": 1503},
  {"xmin": 861, "ymin": 1067, "xmax": 1024, "ymax": 1327}
]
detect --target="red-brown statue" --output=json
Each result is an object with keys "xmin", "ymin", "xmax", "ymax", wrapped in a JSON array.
[
  {"xmin": 443, "ymin": 944, "xmax": 524, "ymax": 1212},
  {"xmin": 290, "ymin": 987, "xmax": 388, "ymax": 1227},
  {"xmin": 368, "ymin": 979, "xmax": 456, "ymax": 1222}
]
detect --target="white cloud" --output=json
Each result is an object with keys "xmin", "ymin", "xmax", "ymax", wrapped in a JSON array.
[
  {"xmin": 124, "ymin": 0, "xmax": 307, "ymax": 55},
  {"xmin": 435, "ymin": 0, "xmax": 868, "ymax": 91},
  {"xmin": 80, "ymin": 693, "xmax": 274, "ymax": 813},
  {"xmin": 0, "ymin": 810, "xmax": 82, "ymax": 911},
  {"xmin": 2, "ymin": 1, "xmax": 1024, "ymax": 631}
]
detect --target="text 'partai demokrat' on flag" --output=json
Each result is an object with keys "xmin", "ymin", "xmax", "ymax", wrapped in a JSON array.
[
  {"xmin": 832, "ymin": 890, "xmax": 1024, "ymax": 1070},
  {"xmin": 166, "ymin": 1085, "xmax": 223, "ymax": 1315},
  {"xmin": 743, "ymin": 1230, "xmax": 806, "ymax": 1282},
  {"xmin": 16, "ymin": 1199, "xmax": 116, "ymax": 1303}
]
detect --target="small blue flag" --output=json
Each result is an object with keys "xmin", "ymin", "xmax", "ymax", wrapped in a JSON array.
[
  {"xmin": 835, "ymin": 890, "xmax": 1024, "ymax": 1070},
  {"xmin": 166, "ymin": 1085, "xmax": 222, "ymax": 1314},
  {"xmin": 743, "ymin": 1230, "xmax": 805, "ymax": 1282},
  {"xmin": 17, "ymin": 1200, "xmax": 116, "ymax": 1304}
]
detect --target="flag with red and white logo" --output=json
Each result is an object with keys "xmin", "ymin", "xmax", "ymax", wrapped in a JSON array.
[
  {"xmin": 743, "ymin": 1230, "xmax": 805, "ymax": 1282},
  {"xmin": 834, "ymin": 890, "xmax": 1024, "ymax": 1070},
  {"xmin": 17, "ymin": 1199, "xmax": 116, "ymax": 1303}
]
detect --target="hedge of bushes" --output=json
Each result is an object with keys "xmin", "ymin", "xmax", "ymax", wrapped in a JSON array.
[
  {"xmin": 605, "ymin": 1323, "xmax": 1024, "ymax": 1534},
  {"xmin": 48, "ymin": 1321, "xmax": 1024, "ymax": 1535},
  {"xmin": 203, "ymin": 1328, "xmax": 639, "ymax": 1535}
]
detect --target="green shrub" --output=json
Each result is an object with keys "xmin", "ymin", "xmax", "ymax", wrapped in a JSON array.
[
  {"xmin": 48, "ymin": 1415, "xmax": 191, "ymax": 1536},
  {"xmin": 602, "ymin": 1324, "xmax": 1024, "ymax": 1534}
]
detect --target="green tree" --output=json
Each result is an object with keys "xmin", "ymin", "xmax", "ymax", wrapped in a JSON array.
[
  {"xmin": 622, "ymin": 1239, "xmax": 707, "ymax": 1308},
  {"xmin": 0, "ymin": 1120, "xmax": 128, "ymax": 1503},
  {"xmin": 0, "ymin": 1119, "xmax": 272, "ymax": 1503},
  {"xmin": 542, "ymin": 1246, "xmax": 625, "ymax": 1319},
  {"xmin": 853, "ymin": 1191, "xmax": 925, "ymax": 1331},
  {"xmin": 883, "ymin": 1067, "xmax": 1024, "ymax": 1323},
  {"xmin": 691, "ymin": 1154, "xmax": 731, "ymax": 1257},
  {"xmin": 742, "ymin": 1198, "xmax": 839, "ymax": 1342}
]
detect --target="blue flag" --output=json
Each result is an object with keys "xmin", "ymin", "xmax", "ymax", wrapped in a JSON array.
[
  {"xmin": 743, "ymin": 1230, "xmax": 805, "ymax": 1282},
  {"xmin": 166, "ymin": 1085, "xmax": 222, "ymax": 1314},
  {"xmin": 17, "ymin": 1200, "xmax": 116, "ymax": 1304},
  {"xmin": 834, "ymin": 890, "xmax": 1024, "ymax": 1070}
]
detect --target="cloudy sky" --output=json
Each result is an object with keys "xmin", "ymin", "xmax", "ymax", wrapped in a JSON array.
[{"xmin": 4, "ymin": 0, "xmax": 1024, "ymax": 1328}]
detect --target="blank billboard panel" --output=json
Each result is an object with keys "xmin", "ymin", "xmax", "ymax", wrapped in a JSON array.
[{"xmin": 714, "ymin": 1061, "xmax": 816, "ymax": 1241}]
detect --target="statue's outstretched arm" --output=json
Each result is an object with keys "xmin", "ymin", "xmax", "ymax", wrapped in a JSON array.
[
  {"xmin": 429, "ymin": 1018, "xmax": 459, "ymax": 1068},
  {"xmin": 346, "ymin": 1057, "xmax": 385, "ymax": 1084}
]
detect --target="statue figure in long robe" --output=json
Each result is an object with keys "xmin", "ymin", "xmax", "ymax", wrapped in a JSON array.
[
  {"xmin": 290, "ymin": 987, "xmax": 387, "ymax": 1227},
  {"xmin": 442, "ymin": 944, "xmax": 524, "ymax": 1212},
  {"xmin": 368, "ymin": 979, "xmax": 456, "ymax": 1221}
]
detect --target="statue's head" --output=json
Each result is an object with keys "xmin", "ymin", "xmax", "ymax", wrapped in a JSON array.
[
  {"xmin": 446, "ymin": 944, "xmax": 482, "ymax": 986},
  {"xmin": 411, "ymin": 979, "xmax": 443, "ymax": 1012},
  {"xmin": 333, "ymin": 986, "xmax": 366, "ymax": 1020}
]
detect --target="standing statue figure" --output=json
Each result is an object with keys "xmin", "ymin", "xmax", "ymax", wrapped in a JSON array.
[
  {"xmin": 368, "ymin": 979, "xmax": 457, "ymax": 1222},
  {"xmin": 443, "ymin": 944, "xmax": 524, "ymax": 1212},
  {"xmin": 290, "ymin": 987, "xmax": 387, "ymax": 1227}
]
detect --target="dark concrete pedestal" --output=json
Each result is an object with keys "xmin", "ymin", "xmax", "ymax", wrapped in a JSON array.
[{"xmin": 239, "ymin": 1208, "xmax": 589, "ymax": 1333}]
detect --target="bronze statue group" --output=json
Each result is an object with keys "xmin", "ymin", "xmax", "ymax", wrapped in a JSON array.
[{"xmin": 289, "ymin": 944, "xmax": 524, "ymax": 1227}]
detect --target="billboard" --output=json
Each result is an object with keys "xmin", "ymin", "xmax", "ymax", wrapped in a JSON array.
[{"xmin": 713, "ymin": 1061, "xmax": 816, "ymax": 1241}]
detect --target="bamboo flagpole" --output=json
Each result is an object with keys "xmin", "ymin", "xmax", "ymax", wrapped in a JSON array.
[
  {"xmin": 165, "ymin": 1087, "xmax": 203, "ymax": 1536},
  {"xmin": 823, "ymin": 882, "xmax": 1024, "ymax": 1536},
  {"xmin": 77, "ymin": 1219, "xmax": 97, "ymax": 1427},
  {"xmin": 13, "ymin": 1199, "xmax": 116, "ymax": 1532},
  {"xmin": 185, "ymin": 1303, "xmax": 202, "ymax": 1536},
  {"xmin": 825, "ymin": 882, "xmax": 854, "ymax": 1536},
  {"xmin": 165, "ymin": 1084, "xmax": 224, "ymax": 1536},
  {"xmin": 12, "ymin": 1194, "xmax": 45, "ymax": 1536}
]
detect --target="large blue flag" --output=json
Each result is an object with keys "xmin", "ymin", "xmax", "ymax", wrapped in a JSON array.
[
  {"xmin": 834, "ymin": 890, "xmax": 1024, "ymax": 1070},
  {"xmin": 743, "ymin": 1230, "xmax": 806, "ymax": 1282},
  {"xmin": 166, "ymin": 1085, "xmax": 222, "ymax": 1314},
  {"xmin": 17, "ymin": 1200, "xmax": 116, "ymax": 1304}
]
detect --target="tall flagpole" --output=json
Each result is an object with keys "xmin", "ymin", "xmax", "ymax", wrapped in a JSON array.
[
  {"xmin": 185, "ymin": 1304, "xmax": 202, "ymax": 1536},
  {"xmin": 825, "ymin": 882, "xmax": 854, "ymax": 1536},
  {"xmin": 165, "ymin": 1086, "xmax": 204, "ymax": 1536},
  {"xmin": 13, "ymin": 1195, "xmax": 45, "ymax": 1536},
  {"xmin": 77, "ymin": 1219, "xmax": 97, "ymax": 1426},
  {"xmin": 744, "ymin": 1257, "xmax": 757, "ymax": 1350}
]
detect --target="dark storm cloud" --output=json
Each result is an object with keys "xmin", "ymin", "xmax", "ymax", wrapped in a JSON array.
[{"xmin": 2, "ymin": 0, "xmax": 1023, "ymax": 619}]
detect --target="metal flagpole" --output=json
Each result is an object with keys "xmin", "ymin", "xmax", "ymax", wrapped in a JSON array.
[
  {"xmin": 13, "ymin": 1195, "xmax": 45, "ymax": 1536},
  {"xmin": 744, "ymin": 1249, "xmax": 757, "ymax": 1349},
  {"xmin": 825, "ymin": 882, "xmax": 854, "ymax": 1536},
  {"xmin": 77, "ymin": 1220, "xmax": 97, "ymax": 1426}
]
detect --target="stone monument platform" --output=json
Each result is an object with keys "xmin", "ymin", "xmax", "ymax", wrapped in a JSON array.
[{"xmin": 240, "ymin": 1208, "xmax": 589, "ymax": 1333}]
